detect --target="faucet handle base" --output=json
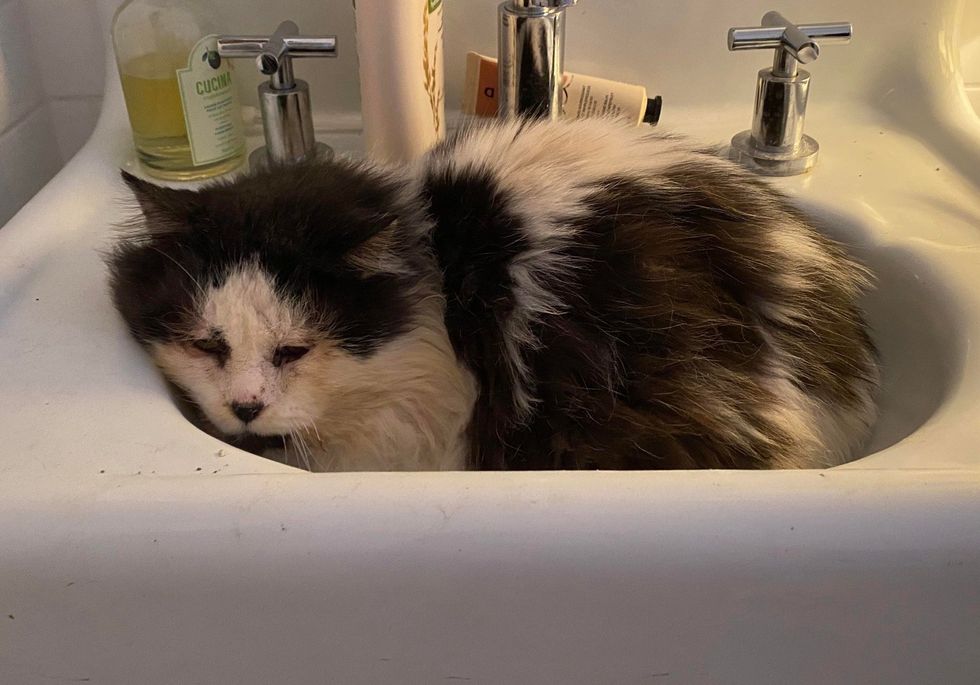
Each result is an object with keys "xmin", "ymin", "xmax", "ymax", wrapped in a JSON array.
[
  {"xmin": 729, "ymin": 130, "xmax": 818, "ymax": 177},
  {"xmin": 248, "ymin": 141, "xmax": 333, "ymax": 174}
]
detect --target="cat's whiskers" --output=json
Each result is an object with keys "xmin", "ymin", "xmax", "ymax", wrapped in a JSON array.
[
  {"xmin": 287, "ymin": 427, "xmax": 300, "ymax": 469},
  {"xmin": 294, "ymin": 421, "xmax": 326, "ymax": 472},
  {"xmin": 287, "ymin": 426, "xmax": 303, "ymax": 471},
  {"xmin": 304, "ymin": 423, "xmax": 326, "ymax": 471},
  {"xmin": 309, "ymin": 422, "xmax": 324, "ymax": 450},
  {"xmin": 288, "ymin": 421, "xmax": 313, "ymax": 472}
]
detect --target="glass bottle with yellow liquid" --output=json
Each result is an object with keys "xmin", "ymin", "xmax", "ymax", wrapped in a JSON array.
[{"xmin": 112, "ymin": 0, "xmax": 245, "ymax": 180}]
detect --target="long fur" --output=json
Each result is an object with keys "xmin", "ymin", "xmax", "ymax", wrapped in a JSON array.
[{"xmin": 108, "ymin": 117, "xmax": 878, "ymax": 471}]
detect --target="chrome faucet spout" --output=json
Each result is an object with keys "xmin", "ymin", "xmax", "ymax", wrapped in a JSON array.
[{"xmin": 497, "ymin": 0, "xmax": 577, "ymax": 120}]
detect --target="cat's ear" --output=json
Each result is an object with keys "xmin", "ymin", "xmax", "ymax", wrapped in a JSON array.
[
  {"xmin": 344, "ymin": 218, "xmax": 406, "ymax": 275},
  {"xmin": 121, "ymin": 170, "xmax": 201, "ymax": 230}
]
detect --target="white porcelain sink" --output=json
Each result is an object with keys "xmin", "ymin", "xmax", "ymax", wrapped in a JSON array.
[
  {"xmin": 1, "ymin": 0, "xmax": 978, "ymax": 683},
  {"xmin": 803, "ymin": 204, "xmax": 964, "ymax": 458}
]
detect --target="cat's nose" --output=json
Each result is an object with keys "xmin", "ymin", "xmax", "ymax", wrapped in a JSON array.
[{"xmin": 231, "ymin": 402, "xmax": 265, "ymax": 424}]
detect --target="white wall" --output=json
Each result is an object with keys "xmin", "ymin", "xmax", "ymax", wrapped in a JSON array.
[
  {"xmin": 23, "ymin": 0, "xmax": 105, "ymax": 159},
  {"xmin": 0, "ymin": 0, "xmax": 104, "ymax": 225}
]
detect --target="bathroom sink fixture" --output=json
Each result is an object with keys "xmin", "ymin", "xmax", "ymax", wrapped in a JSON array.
[
  {"xmin": 727, "ymin": 11, "xmax": 853, "ymax": 175},
  {"xmin": 217, "ymin": 20, "xmax": 337, "ymax": 168},
  {"xmin": 1, "ymin": 0, "xmax": 978, "ymax": 683}
]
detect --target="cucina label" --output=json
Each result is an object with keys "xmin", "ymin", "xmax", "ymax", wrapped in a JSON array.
[
  {"xmin": 196, "ymin": 72, "xmax": 232, "ymax": 96},
  {"xmin": 176, "ymin": 35, "xmax": 245, "ymax": 166}
]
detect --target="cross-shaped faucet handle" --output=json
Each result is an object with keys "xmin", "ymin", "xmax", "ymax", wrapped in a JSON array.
[
  {"xmin": 728, "ymin": 11, "xmax": 851, "ymax": 77},
  {"xmin": 214, "ymin": 20, "xmax": 337, "ymax": 168},
  {"xmin": 217, "ymin": 21, "xmax": 337, "ymax": 90}
]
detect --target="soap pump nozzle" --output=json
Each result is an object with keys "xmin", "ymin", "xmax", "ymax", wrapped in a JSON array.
[{"xmin": 218, "ymin": 21, "xmax": 337, "ymax": 170}]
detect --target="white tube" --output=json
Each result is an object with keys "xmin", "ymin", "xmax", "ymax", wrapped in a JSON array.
[
  {"xmin": 354, "ymin": 0, "xmax": 445, "ymax": 163},
  {"xmin": 563, "ymin": 72, "xmax": 650, "ymax": 126}
]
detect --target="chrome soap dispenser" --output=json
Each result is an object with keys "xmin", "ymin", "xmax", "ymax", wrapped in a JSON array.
[{"xmin": 218, "ymin": 21, "xmax": 337, "ymax": 169}]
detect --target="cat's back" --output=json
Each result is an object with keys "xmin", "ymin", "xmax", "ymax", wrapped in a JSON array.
[
  {"xmin": 420, "ymin": 117, "xmax": 705, "ymax": 217},
  {"xmin": 417, "ymin": 117, "xmax": 878, "ymax": 471}
]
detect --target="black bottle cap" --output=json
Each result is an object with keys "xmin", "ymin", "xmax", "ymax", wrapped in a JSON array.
[{"xmin": 643, "ymin": 95, "xmax": 663, "ymax": 125}]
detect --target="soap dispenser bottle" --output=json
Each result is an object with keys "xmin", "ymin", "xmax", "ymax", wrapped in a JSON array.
[{"xmin": 112, "ymin": 0, "xmax": 246, "ymax": 180}]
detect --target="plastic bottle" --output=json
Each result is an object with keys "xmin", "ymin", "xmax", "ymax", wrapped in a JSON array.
[{"xmin": 354, "ymin": 0, "xmax": 445, "ymax": 163}]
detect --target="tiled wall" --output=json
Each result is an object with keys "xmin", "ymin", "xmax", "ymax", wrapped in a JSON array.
[{"xmin": 0, "ymin": 0, "xmax": 105, "ymax": 225}]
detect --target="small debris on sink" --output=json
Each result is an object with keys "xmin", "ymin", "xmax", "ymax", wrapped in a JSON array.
[
  {"xmin": 214, "ymin": 449, "xmax": 224, "ymax": 458},
  {"xmin": 195, "ymin": 467, "xmax": 202, "ymax": 472},
  {"xmin": 7, "ymin": 614, "xmax": 13, "ymax": 620}
]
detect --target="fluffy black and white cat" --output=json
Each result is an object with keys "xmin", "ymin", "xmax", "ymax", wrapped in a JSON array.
[{"xmin": 109, "ymin": 118, "xmax": 878, "ymax": 471}]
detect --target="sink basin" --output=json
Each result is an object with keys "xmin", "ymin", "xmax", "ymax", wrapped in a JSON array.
[
  {"xmin": 161, "ymin": 195, "xmax": 964, "ymax": 466},
  {"xmin": 801, "ymin": 204, "xmax": 964, "ymax": 458},
  {"xmin": 1, "ymin": 0, "xmax": 977, "ymax": 683}
]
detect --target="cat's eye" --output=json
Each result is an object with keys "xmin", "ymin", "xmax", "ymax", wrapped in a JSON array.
[
  {"xmin": 273, "ymin": 345, "xmax": 310, "ymax": 367},
  {"xmin": 191, "ymin": 336, "xmax": 229, "ymax": 359}
]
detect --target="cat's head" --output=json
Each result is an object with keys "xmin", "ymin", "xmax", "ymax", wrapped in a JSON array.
[{"xmin": 108, "ymin": 165, "xmax": 441, "ymax": 451}]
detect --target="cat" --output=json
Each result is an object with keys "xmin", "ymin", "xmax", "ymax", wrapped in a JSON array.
[{"xmin": 108, "ymin": 117, "xmax": 878, "ymax": 471}]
